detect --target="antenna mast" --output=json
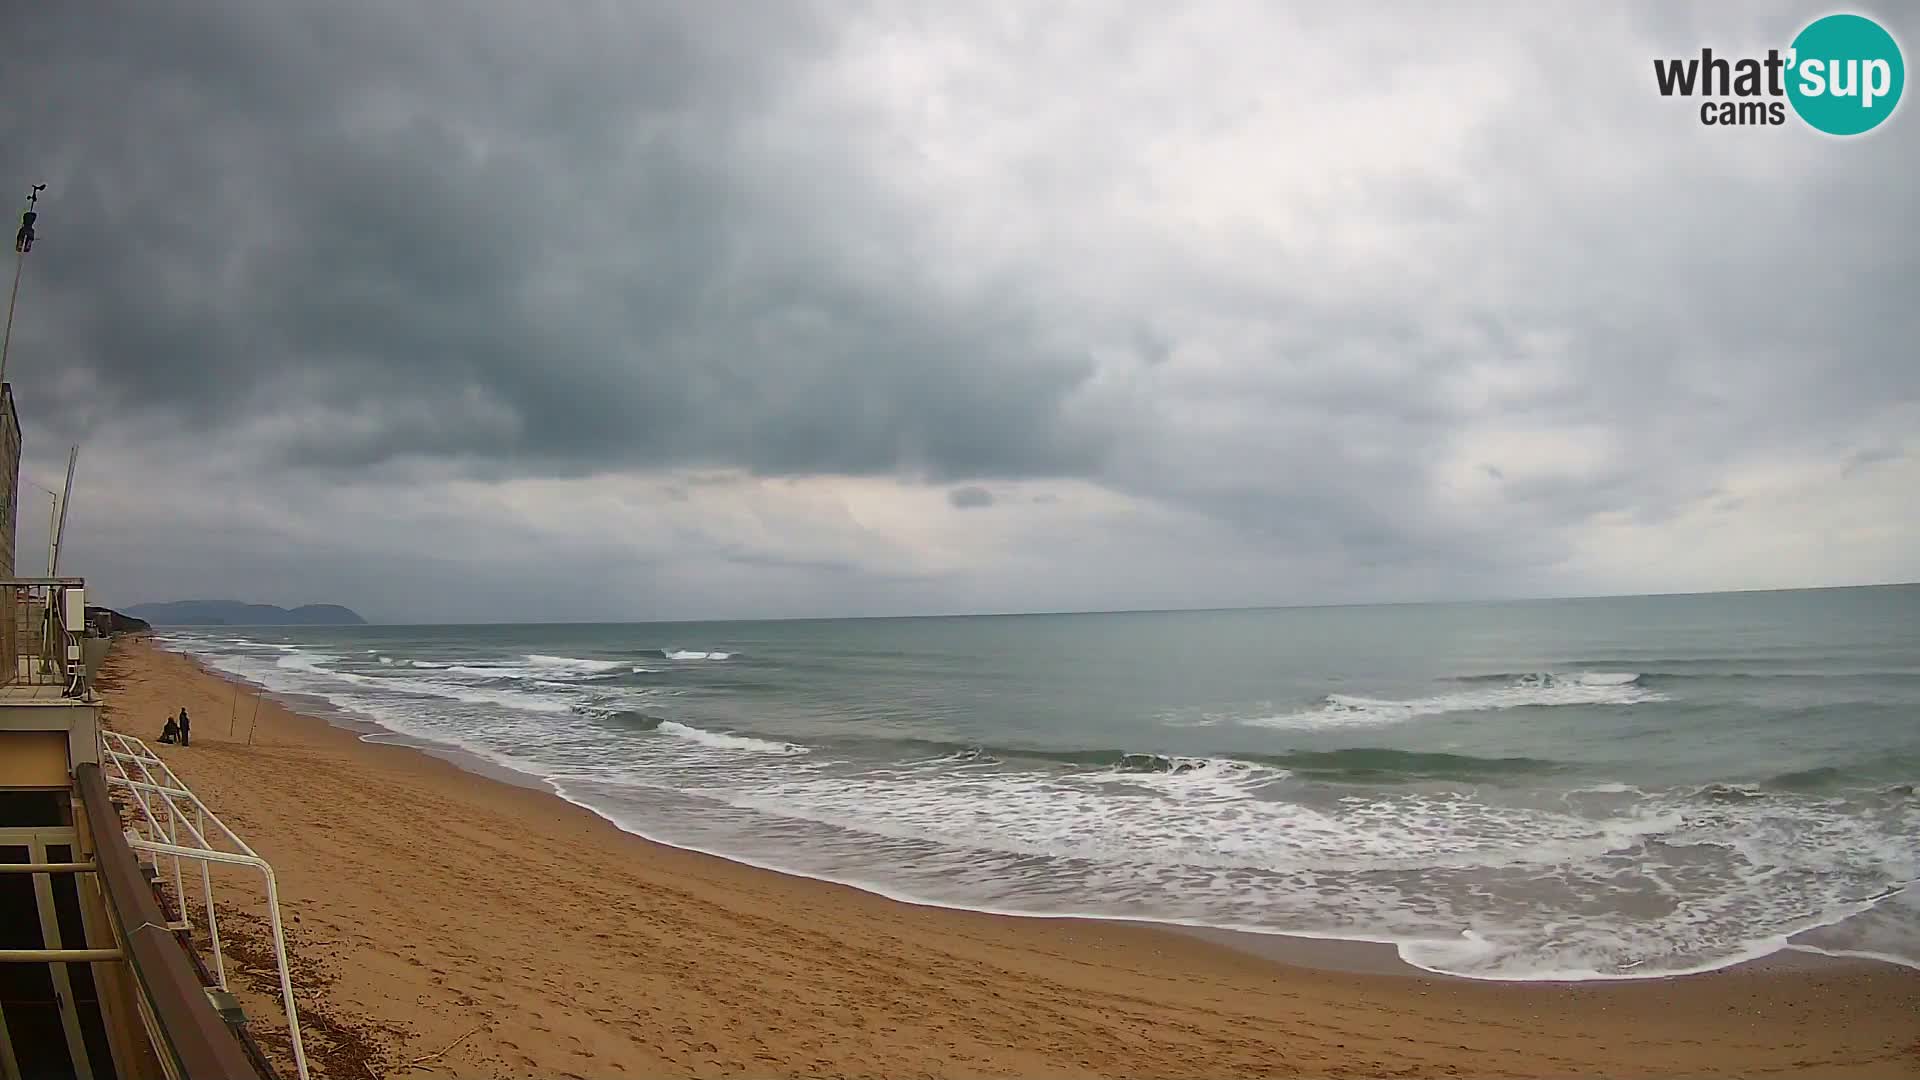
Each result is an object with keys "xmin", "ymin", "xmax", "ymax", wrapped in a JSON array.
[
  {"xmin": 50, "ymin": 445, "xmax": 77, "ymax": 576},
  {"xmin": 1, "ymin": 184, "xmax": 47, "ymax": 388},
  {"xmin": 45, "ymin": 491, "xmax": 56, "ymax": 575}
]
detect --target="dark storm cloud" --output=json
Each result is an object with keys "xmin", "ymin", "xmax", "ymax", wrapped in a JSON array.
[
  {"xmin": 2, "ymin": 1, "xmax": 1915, "ymax": 619},
  {"xmin": 1, "ymin": 0, "xmax": 1103, "ymax": 481}
]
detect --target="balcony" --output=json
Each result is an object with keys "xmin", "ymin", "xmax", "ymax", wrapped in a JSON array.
[{"xmin": 0, "ymin": 577, "xmax": 101, "ymax": 702}]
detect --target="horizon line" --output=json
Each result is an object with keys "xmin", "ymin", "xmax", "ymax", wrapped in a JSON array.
[{"xmin": 119, "ymin": 578, "xmax": 1919, "ymax": 627}]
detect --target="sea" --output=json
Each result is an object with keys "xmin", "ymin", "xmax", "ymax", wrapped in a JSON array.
[{"xmin": 155, "ymin": 585, "xmax": 1920, "ymax": 982}]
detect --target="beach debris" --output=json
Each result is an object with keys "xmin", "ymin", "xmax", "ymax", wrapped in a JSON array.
[{"xmin": 392, "ymin": 1022, "xmax": 486, "ymax": 1073}]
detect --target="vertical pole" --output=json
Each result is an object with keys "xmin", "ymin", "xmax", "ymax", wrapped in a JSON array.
[
  {"xmin": 51, "ymin": 445, "xmax": 77, "ymax": 576},
  {"xmin": 47, "ymin": 492, "xmax": 56, "ymax": 575},
  {"xmin": 261, "ymin": 867, "xmax": 310, "ymax": 1079},
  {"xmin": 199, "ymin": 805, "xmax": 226, "ymax": 989},
  {"xmin": 1, "ymin": 184, "xmax": 44, "ymax": 388},
  {"xmin": 0, "ymin": 251, "xmax": 23, "ymax": 388},
  {"xmin": 167, "ymin": 799, "xmax": 186, "ymax": 927}
]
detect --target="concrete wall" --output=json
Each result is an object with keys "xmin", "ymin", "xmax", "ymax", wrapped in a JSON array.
[
  {"xmin": 0, "ymin": 700, "xmax": 101, "ymax": 769},
  {"xmin": 0, "ymin": 729, "xmax": 67, "ymax": 785}
]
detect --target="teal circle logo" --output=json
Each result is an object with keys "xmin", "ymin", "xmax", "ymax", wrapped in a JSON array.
[{"xmin": 1787, "ymin": 14, "xmax": 1904, "ymax": 135}]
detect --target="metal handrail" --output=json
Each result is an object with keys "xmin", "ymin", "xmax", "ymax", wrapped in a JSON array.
[
  {"xmin": 99, "ymin": 729, "xmax": 309, "ymax": 1079},
  {"xmin": 76, "ymin": 764, "xmax": 262, "ymax": 1080},
  {"xmin": 0, "ymin": 948, "xmax": 124, "ymax": 962}
]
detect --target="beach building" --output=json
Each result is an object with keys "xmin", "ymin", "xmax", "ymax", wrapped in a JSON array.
[{"xmin": 0, "ymin": 381, "xmax": 300, "ymax": 1078}]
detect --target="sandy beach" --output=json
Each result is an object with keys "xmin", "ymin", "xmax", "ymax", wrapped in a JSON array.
[{"xmin": 95, "ymin": 639, "xmax": 1919, "ymax": 1079}]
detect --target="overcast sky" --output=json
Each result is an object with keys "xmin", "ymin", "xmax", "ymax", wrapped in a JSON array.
[{"xmin": 1, "ymin": 2, "xmax": 1913, "ymax": 623}]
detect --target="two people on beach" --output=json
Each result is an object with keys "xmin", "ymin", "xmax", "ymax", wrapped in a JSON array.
[{"xmin": 159, "ymin": 707, "xmax": 191, "ymax": 746}]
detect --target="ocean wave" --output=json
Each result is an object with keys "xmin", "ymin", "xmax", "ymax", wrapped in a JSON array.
[
  {"xmin": 1454, "ymin": 671, "xmax": 1643, "ymax": 686},
  {"xmin": 924, "ymin": 745, "xmax": 1001, "ymax": 765},
  {"xmin": 636, "ymin": 648, "xmax": 735, "ymax": 661},
  {"xmin": 524, "ymin": 654, "xmax": 629, "ymax": 674},
  {"xmin": 598, "ymin": 709, "xmax": 667, "ymax": 732},
  {"xmin": 656, "ymin": 720, "xmax": 806, "ymax": 755},
  {"xmin": 891, "ymin": 742, "xmax": 1563, "ymax": 785},
  {"xmin": 274, "ymin": 651, "xmax": 379, "ymax": 685},
  {"xmin": 400, "ymin": 655, "xmax": 633, "ymax": 682},
  {"xmin": 1765, "ymin": 766, "xmax": 1850, "ymax": 791},
  {"xmin": 162, "ymin": 632, "xmax": 1920, "ymax": 985},
  {"xmin": 1269, "ymin": 748, "xmax": 1561, "ymax": 782},
  {"xmin": 1693, "ymin": 782, "xmax": 1766, "ymax": 803},
  {"xmin": 1103, "ymin": 756, "xmax": 1288, "ymax": 801},
  {"xmin": 1242, "ymin": 673, "xmax": 1666, "ymax": 731},
  {"xmin": 261, "ymin": 649, "xmax": 579, "ymax": 714},
  {"xmin": 1116, "ymin": 752, "xmax": 1218, "ymax": 774},
  {"xmin": 671, "ymin": 754, "xmax": 1916, "ymax": 979}
]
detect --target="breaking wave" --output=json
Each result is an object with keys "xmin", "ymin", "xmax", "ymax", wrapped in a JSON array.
[
  {"xmin": 155, "ymin": 615, "xmax": 1920, "ymax": 985},
  {"xmin": 1243, "ymin": 673, "xmax": 1664, "ymax": 731},
  {"xmin": 899, "ymin": 744, "xmax": 1563, "ymax": 784},
  {"xmin": 656, "ymin": 720, "xmax": 806, "ymax": 755}
]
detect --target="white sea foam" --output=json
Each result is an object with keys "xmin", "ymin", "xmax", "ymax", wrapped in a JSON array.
[
  {"xmin": 665, "ymin": 649, "xmax": 732, "ymax": 661},
  {"xmin": 1244, "ymin": 673, "xmax": 1664, "ymax": 731},
  {"xmin": 407, "ymin": 655, "xmax": 624, "ymax": 678},
  {"xmin": 273, "ymin": 651, "xmax": 379, "ymax": 685},
  {"xmin": 254, "ymin": 648, "xmax": 579, "ymax": 714},
  {"xmin": 431, "ymin": 684, "xmax": 574, "ymax": 714},
  {"xmin": 1106, "ymin": 757, "xmax": 1288, "ymax": 802},
  {"xmin": 524, "ymin": 654, "xmax": 628, "ymax": 674},
  {"xmin": 159, "ymin": 634, "xmax": 1919, "ymax": 984},
  {"xmin": 656, "ymin": 720, "xmax": 806, "ymax": 755},
  {"xmin": 1573, "ymin": 782, "xmax": 1635, "ymax": 794}
]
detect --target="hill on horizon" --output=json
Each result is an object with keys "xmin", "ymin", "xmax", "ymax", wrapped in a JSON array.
[{"xmin": 124, "ymin": 600, "xmax": 367, "ymax": 626}]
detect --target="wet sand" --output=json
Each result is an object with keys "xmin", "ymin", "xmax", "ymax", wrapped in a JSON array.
[{"xmin": 97, "ymin": 638, "xmax": 1920, "ymax": 1078}]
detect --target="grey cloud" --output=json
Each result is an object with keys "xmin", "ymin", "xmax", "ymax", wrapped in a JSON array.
[
  {"xmin": 948, "ymin": 486, "xmax": 994, "ymax": 509},
  {"xmin": 2, "ymin": 1, "xmax": 1915, "ymax": 618},
  {"xmin": 5, "ymin": 0, "xmax": 1103, "ymax": 483}
]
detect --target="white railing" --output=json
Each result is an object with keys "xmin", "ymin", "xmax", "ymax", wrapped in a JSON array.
[{"xmin": 98, "ymin": 729, "xmax": 309, "ymax": 1080}]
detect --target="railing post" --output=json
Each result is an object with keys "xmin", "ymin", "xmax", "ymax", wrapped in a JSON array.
[
  {"xmin": 199, "ymin": 805, "xmax": 225, "ymax": 989},
  {"xmin": 166, "ymin": 797, "xmax": 187, "ymax": 928},
  {"xmin": 260, "ymin": 865, "xmax": 307, "ymax": 1077}
]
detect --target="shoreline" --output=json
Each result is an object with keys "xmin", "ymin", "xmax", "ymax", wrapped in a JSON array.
[
  {"xmin": 184, "ymin": 642, "xmax": 1910, "ymax": 987},
  {"xmin": 100, "ymin": 638, "xmax": 1920, "ymax": 1078}
]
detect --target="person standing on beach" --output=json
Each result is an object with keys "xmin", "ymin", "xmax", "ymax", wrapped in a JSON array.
[{"xmin": 178, "ymin": 707, "xmax": 191, "ymax": 747}]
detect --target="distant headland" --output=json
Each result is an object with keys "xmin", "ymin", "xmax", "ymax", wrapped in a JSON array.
[{"xmin": 123, "ymin": 600, "xmax": 368, "ymax": 626}]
